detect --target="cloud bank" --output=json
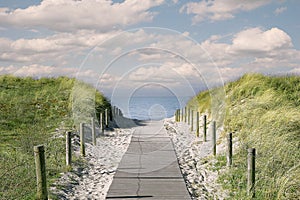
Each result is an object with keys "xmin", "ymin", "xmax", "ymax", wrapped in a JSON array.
[
  {"xmin": 0, "ymin": 0, "xmax": 164, "ymax": 32},
  {"xmin": 180, "ymin": 0, "xmax": 271, "ymax": 23}
]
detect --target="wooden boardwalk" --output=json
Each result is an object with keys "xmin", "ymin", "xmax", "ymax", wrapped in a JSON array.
[{"xmin": 106, "ymin": 120, "xmax": 191, "ymax": 200}]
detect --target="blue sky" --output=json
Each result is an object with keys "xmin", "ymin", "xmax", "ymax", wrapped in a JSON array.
[{"xmin": 0, "ymin": 0, "xmax": 299, "ymax": 98}]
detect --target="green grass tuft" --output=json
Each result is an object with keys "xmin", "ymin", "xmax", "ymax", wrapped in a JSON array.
[
  {"xmin": 0, "ymin": 75, "xmax": 111, "ymax": 199},
  {"xmin": 191, "ymin": 73, "xmax": 300, "ymax": 199}
]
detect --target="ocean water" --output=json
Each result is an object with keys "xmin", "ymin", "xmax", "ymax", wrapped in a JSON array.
[{"xmin": 112, "ymin": 96, "xmax": 191, "ymax": 120}]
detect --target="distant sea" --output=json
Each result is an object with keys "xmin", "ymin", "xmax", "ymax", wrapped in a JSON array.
[{"xmin": 111, "ymin": 96, "xmax": 191, "ymax": 120}]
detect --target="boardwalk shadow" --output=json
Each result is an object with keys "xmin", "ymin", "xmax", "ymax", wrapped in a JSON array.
[{"xmin": 112, "ymin": 116, "xmax": 148, "ymax": 128}]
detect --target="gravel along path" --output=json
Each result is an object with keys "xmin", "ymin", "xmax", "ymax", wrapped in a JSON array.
[{"xmin": 50, "ymin": 128, "xmax": 134, "ymax": 200}]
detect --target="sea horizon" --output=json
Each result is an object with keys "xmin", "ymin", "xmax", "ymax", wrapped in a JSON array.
[{"xmin": 111, "ymin": 96, "xmax": 192, "ymax": 120}]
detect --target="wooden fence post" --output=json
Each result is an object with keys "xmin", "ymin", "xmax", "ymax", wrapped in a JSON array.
[
  {"xmin": 181, "ymin": 108, "xmax": 184, "ymax": 122},
  {"xmin": 247, "ymin": 148, "xmax": 256, "ymax": 198},
  {"xmin": 184, "ymin": 107, "xmax": 187, "ymax": 123},
  {"xmin": 212, "ymin": 121, "xmax": 216, "ymax": 156},
  {"xmin": 110, "ymin": 108, "xmax": 113, "ymax": 121},
  {"xmin": 66, "ymin": 131, "xmax": 71, "ymax": 167},
  {"xmin": 203, "ymin": 115, "xmax": 207, "ymax": 142},
  {"xmin": 112, "ymin": 106, "xmax": 115, "ymax": 117},
  {"xmin": 105, "ymin": 109, "xmax": 108, "ymax": 128},
  {"xmin": 227, "ymin": 133, "xmax": 232, "ymax": 167},
  {"xmin": 91, "ymin": 117, "xmax": 96, "ymax": 146},
  {"xmin": 100, "ymin": 112, "xmax": 104, "ymax": 135},
  {"xmin": 191, "ymin": 110, "xmax": 194, "ymax": 131},
  {"xmin": 34, "ymin": 145, "xmax": 48, "ymax": 200},
  {"xmin": 80, "ymin": 123, "xmax": 85, "ymax": 157},
  {"xmin": 196, "ymin": 112, "xmax": 199, "ymax": 137},
  {"xmin": 188, "ymin": 108, "xmax": 190, "ymax": 125}
]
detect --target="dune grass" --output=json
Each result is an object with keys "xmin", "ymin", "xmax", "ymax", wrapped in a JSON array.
[
  {"xmin": 0, "ymin": 75, "xmax": 110, "ymax": 199},
  {"xmin": 189, "ymin": 73, "xmax": 300, "ymax": 199}
]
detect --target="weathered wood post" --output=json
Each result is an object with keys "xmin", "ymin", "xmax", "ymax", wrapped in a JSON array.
[
  {"xmin": 105, "ymin": 109, "xmax": 109, "ymax": 128},
  {"xmin": 66, "ymin": 131, "xmax": 71, "ymax": 167},
  {"xmin": 203, "ymin": 115, "xmax": 207, "ymax": 142},
  {"xmin": 212, "ymin": 121, "xmax": 216, "ymax": 156},
  {"xmin": 188, "ymin": 108, "xmax": 191, "ymax": 125},
  {"xmin": 100, "ymin": 112, "xmax": 104, "ymax": 135},
  {"xmin": 247, "ymin": 148, "xmax": 256, "ymax": 198},
  {"xmin": 110, "ymin": 108, "xmax": 113, "ymax": 121},
  {"xmin": 111, "ymin": 106, "xmax": 114, "ymax": 117},
  {"xmin": 191, "ymin": 110, "xmax": 194, "ymax": 131},
  {"xmin": 184, "ymin": 107, "xmax": 187, "ymax": 123},
  {"xmin": 181, "ymin": 108, "xmax": 184, "ymax": 122},
  {"xmin": 196, "ymin": 112, "xmax": 199, "ymax": 137},
  {"xmin": 34, "ymin": 145, "xmax": 48, "ymax": 200},
  {"xmin": 91, "ymin": 117, "xmax": 96, "ymax": 146},
  {"xmin": 227, "ymin": 133, "xmax": 233, "ymax": 167},
  {"xmin": 80, "ymin": 123, "xmax": 85, "ymax": 157}
]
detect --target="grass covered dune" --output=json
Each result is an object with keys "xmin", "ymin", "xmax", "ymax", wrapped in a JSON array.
[
  {"xmin": 0, "ymin": 75, "xmax": 111, "ymax": 199},
  {"xmin": 189, "ymin": 73, "xmax": 300, "ymax": 199}
]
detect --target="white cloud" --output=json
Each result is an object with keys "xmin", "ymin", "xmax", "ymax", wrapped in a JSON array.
[
  {"xmin": 128, "ymin": 65, "xmax": 177, "ymax": 82},
  {"xmin": 0, "ymin": 30, "xmax": 118, "ymax": 64},
  {"xmin": 0, "ymin": 64, "xmax": 77, "ymax": 77},
  {"xmin": 102, "ymin": 26, "xmax": 299, "ymax": 87},
  {"xmin": 1, "ymin": 26, "xmax": 299, "ymax": 96},
  {"xmin": 0, "ymin": 0, "xmax": 164, "ymax": 32},
  {"xmin": 0, "ymin": 64, "xmax": 108, "ymax": 84},
  {"xmin": 98, "ymin": 73, "xmax": 121, "ymax": 89},
  {"xmin": 289, "ymin": 67, "xmax": 300, "ymax": 74},
  {"xmin": 184, "ymin": 27, "xmax": 300, "ymax": 80},
  {"xmin": 219, "ymin": 67, "xmax": 248, "ymax": 82},
  {"xmin": 180, "ymin": 0, "xmax": 271, "ymax": 23},
  {"xmin": 127, "ymin": 62, "xmax": 201, "ymax": 85},
  {"xmin": 231, "ymin": 27, "xmax": 292, "ymax": 53},
  {"xmin": 274, "ymin": 6, "xmax": 287, "ymax": 15}
]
